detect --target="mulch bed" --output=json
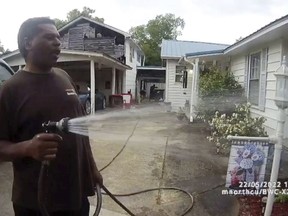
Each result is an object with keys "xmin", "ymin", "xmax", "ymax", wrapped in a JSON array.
[{"xmin": 238, "ymin": 196, "xmax": 288, "ymax": 216}]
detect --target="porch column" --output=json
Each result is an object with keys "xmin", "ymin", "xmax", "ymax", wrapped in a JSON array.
[
  {"xmin": 112, "ymin": 67, "xmax": 116, "ymax": 95},
  {"xmin": 90, "ymin": 60, "xmax": 95, "ymax": 115},
  {"xmin": 165, "ymin": 61, "xmax": 169, "ymax": 101},
  {"xmin": 189, "ymin": 58, "xmax": 199, "ymax": 122},
  {"xmin": 122, "ymin": 70, "xmax": 126, "ymax": 93},
  {"xmin": 136, "ymin": 78, "xmax": 141, "ymax": 104},
  {"xmin": 18, "ymin": 65, "xmax": 22, "ymax": 70},
  {"xmin": 194, "ymin": 58, "xmax": 200, "ymax": 108}
]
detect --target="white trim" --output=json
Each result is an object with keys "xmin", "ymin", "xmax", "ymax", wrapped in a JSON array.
[
  {"xmin": 90, "ymin": 60, "xmax": 95, "ymax": 115},
  {"xmin": 1, "ymin": 50, "xmax": 20, "ymax": 59},
  {"xmin": 58, "ymin": 16, "xmax": 130, "ymax": 38},
  {"xmin": 61, "ymin": 50, "xmax": 132, "ymax": 70},
  {"xmin": 112, "ymin": 67, "xmax": 116, "ymax": 94},
  {"xmin": 227, "ymin": 135, "xmax": 276, "ymax": 143},
  {"xmin": 186, "ymin": 52, "xmax": 224, "ymax": 59},
  {"xmin": 1, "ymin": 49, "xmax": 132, "ymax": 70},
  {"xmin": 161, "ymin": 56, "xmax": 182, "ymax": 60},
  {"xmin": 247, "ymin": 50, "xmax": 262, "ymax": 107},
  {"xmin": 137, "ymin": 66, "xmax": 166, "ymax": 70},
  {"xmin": 126, "ymin": 37, "xmax": 144, "ymax": 55}
]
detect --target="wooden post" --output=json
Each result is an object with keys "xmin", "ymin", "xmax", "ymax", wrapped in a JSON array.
[
  {"xmin": 90, "ymin": 60, "xmax": 95, "ymax": 115},
  {"xmin": 112, "ymin": 67, "xmax": 116, "ymax": 95}
]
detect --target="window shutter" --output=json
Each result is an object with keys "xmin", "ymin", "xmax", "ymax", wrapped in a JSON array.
[
  {"xmin": 183, "ymin": 70, "xmax": 188, "ymax": 88},
  {"xmin": 259, "ymin": 48, "xmax": 268, "ymax": 111},
  {"xmin": 244, "ymin": 55, "xmax": 249, "ymax": 97}
]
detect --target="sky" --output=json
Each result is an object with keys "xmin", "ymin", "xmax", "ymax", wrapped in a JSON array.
[{"xmin": 1, "ymin": 0, "xmax": 288, "ymax": 50}]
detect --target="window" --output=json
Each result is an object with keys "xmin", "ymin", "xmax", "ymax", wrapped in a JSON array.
[
  {"xmin": 175, "ymin": 65, "xmax": 185, "ymax": 83},
  {"xmin": 175, "ymin": 65, "xmax": 188, "ymax": 88},
  {"xmin": 0, "ymin": 64, "xmax": 13, "ymax": 87},
  {"xmin": 248, "ymin": 52, "xmax": 261, "ymax": 105}
]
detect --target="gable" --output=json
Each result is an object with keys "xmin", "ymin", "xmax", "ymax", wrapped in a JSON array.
[{"xmin": 58, "ymin": 17, "xmax": 127, "ymax": 45}]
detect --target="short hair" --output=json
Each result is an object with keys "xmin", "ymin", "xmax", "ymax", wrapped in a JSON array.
[{"xmin": 17, "ymin": 17, "xmax": 56, "ymax": 59}]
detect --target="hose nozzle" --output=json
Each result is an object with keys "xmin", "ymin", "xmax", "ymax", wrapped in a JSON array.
[{"xmin": 42, "ymin": 117, "xmax": 70, "ymax": 133}]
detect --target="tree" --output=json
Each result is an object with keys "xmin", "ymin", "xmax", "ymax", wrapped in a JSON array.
[
  {"xmin": 55, "ymin": 6, "xmax": 104, "ymax": 29},
  {"xmin": 0, "ymin": 41, "xmax": 4, "ymax": 54},
  {"xmin": 129, "ymin": 13, "xmax": 185, "ymax": 66},
  {"xmin": 236, "ymin": 36, "xmax": 243, "ymax": 42},
  {"xmin": 0, "ymin": 40, "xmax": 9, "ymax": 56}
]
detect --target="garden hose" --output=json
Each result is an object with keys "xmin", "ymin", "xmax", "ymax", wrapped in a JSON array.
[
  {"xmin": 101, "ymin": 186, "xmax": 194, "ymax": 216},
  {"xmin": 39, "ymin": 118, "xmax": 195, "ymax": 216}
]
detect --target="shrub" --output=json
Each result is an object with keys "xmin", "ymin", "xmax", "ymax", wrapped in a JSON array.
[
  {"xmin": 195, "ymin": 66, "xmax": 246, "ymax": 122},
  {"xmin": 207, "ymin": 103, "xmax": 268, "ymax": 153},
  {"xmin": 200, "ymin": 66, "xmax": 242, "ymax": 97}
]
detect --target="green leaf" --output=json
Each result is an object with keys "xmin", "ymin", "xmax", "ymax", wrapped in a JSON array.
[{"xmin": 129, "ymin": 13, "xmax": 185, "ymax": 66}]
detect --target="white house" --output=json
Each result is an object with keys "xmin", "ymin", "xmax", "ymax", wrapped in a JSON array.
[
  {"xmin": 160, "ymin": 40, "xmax": 229, "ymax": 114},
  {"xmin": 180, "ymin": 14, "xmax": 288, "ymax": 139},
  {"xmin": 1, "ymin": 16, "xmax": 144, "ymax": 113}
]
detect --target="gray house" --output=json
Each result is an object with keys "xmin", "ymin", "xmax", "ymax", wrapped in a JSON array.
[{"xmin": 160, "ymin": 39, "xmax": 229, "ymax": 118}]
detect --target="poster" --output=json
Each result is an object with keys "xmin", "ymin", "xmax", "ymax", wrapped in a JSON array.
[{"xmin": 225, "ymin": 140, "xmax": 271, "ymax": 189}]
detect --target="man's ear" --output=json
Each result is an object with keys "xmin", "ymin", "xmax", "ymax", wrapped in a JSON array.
[{"xmin": 24, "ymin": 37, "xmax": 33, "ymax": 51}]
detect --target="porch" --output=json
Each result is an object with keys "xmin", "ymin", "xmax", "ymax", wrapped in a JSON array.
[
  {"xmin": 2, "ymin": 49, "xmax": 132, "ymax": 114},
  {"xmin": 178, "ymin": 52, "xmax": 230, "ymax": 122}
]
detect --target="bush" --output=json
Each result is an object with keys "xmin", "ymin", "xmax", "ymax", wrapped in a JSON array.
[
  {"xmin": 195, "ymin": 67, "xmax": 245, "ymax": 122},
  {"xmin": 200, "ymin": 66, "xmax": 242, "ymax": 97},
  {"xmin": 207, "ymin": 103, "xmax": 268, "ymax": 153}
]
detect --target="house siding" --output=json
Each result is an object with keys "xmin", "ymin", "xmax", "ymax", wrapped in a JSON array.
[
  {"xmin": 124, "ymin": 40, "xmax": 142, "ymax": 99},
  {"xmin": 166, "ymin": 59, "xmax": 193, "ymax": 112},
  {"xmin": 231, "ymin": 40, "xmax": 283, "ymax": 138}
]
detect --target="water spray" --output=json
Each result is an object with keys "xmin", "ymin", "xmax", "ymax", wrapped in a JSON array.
[
  {"xmin": 39, "ymin": 108, "xmax": 194, "ymax": 216},
  {"xmin": 39, "ymin": 117, "xmax": 104, "ymax": 216}
]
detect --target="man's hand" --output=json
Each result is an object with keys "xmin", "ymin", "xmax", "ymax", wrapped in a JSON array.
[{"xmin": 25, "ymin": 133, "xmax": 62, "ymax": 161}]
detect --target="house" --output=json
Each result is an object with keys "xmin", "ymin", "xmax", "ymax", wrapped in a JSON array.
[
  {"xmin": 176, "ymin": 14, "xmax": 288, "ymax": 139},
  {"xmin": 160, "ymin": 40, "xmax": 229, "ymax": 114},
  {"xmin": 1, "ymin": 16, "xmax": 144, "ymax": 113}
]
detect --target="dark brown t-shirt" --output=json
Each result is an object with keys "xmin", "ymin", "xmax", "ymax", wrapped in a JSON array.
[{"xmin": 0, "ymin": 68, "xmax": 95, "ymax": 211}]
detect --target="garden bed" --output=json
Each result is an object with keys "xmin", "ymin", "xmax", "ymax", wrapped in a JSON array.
[{"xmin": 238, "ymin": 195, "xmax": 288, "ymax": 216}]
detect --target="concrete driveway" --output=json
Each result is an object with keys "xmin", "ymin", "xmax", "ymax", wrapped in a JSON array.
[
  {"xmin": 89, "ymin": 104, "xmax": 238, "ymax": 216},
  {"xmin": 0, "ymin": 104, "xmax": 238, "ymax": 216}
]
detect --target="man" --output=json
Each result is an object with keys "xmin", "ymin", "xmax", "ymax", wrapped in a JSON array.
[{"xmin": 0, "ymin": 17, "xmax": 102, "ymax": 216}]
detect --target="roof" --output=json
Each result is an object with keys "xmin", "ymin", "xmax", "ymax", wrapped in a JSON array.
[
  {"xmin": 0, "ymin": 58, "xmax": 14, "ymax": 75},
  {"xmin": 1, "ymin": 49, "xmax": 132, "ymax": 70},
  {"xmin": 58, "ymin": 16, "xmax": 131, "ymax": 38},
  {"xmin": 161, "ymin": 40, "xmax": 229, "ymax": 59}
]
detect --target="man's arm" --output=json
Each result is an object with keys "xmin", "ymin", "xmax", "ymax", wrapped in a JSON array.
[
  {"xmin": 0, "ymin": 140, "xmax": 28, "ymax": 162},
  {"xmin": 0, "ymin": 133, "xmax": 62, "ymax": 162}
]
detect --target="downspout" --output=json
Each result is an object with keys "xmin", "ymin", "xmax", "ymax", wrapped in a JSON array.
[{"xmin": 182, "ymin": 56, "xmax": 197, "ymax": 122}]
